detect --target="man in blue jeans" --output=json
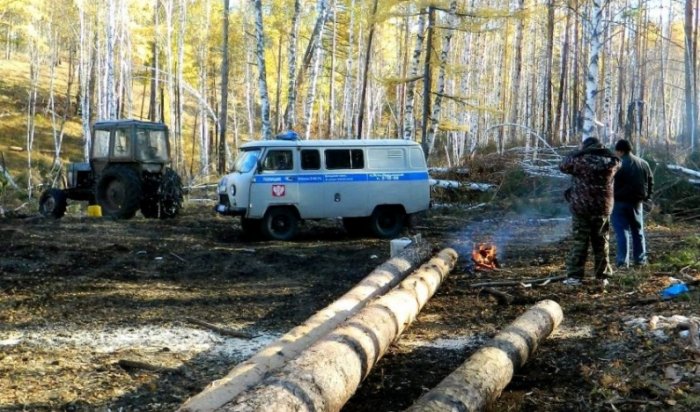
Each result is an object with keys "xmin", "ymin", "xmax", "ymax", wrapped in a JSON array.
[{"xmin": 612, "ymin": 139, "xmax": 654, "ymax": 268}]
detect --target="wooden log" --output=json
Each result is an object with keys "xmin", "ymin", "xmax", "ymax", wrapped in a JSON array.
[
  {"xmin": 178, "ymin": 241, "xmax": 433, "ymax": 412},
  {"xmin": 406, "ymin": 300, "xmax": 563, "ymax": 412},
  {"xmin": 218, "ymin": 248, "xmax": 458, "ymax": 412}
]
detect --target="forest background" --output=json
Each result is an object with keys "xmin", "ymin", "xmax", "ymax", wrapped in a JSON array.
[{"xmin": 0, "ymin": 0, "xmax": 699, "ymax": 197}]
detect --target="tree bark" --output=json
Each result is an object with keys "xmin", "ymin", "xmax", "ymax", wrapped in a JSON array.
[
  {"xmin": 254, "ymin": 0, "xmax": 272, "ymax": 140},
  {"xmin": 219, "ymin": 0, "xmax": 230, "ymax": 174},
  {"xmin": 302, "ymin": 0, "xmax": 330, "ymax": 140},
  {"xmin": 685, "ymin": 0, "xmax": 697, "ymax": 150},
  {"xmin": 542, "ymin": 0, "xmax": 555, "ymax": 144},
  {"xmin": 420, "ymin": 7, "xmax": 435, "ymax": 156},
  {"xmin": 357, "ymin": 0, "xmax": 379, "ymax": 139},
  {"xmin": 178, "ymin": 242, "xmax": 434, "ymax": 412},
  {"xmin": 582, "ymin": 0, "xmax": 604, "ymax": 142},
  {"xmin": 284, "ymin": 0, "xmax": 301, "ymax": 129},
  {"xmin": 403, "ymin": 12, "xmax": 426, "ymax": 140},
  {"xmin": 218, "ymin": 249, "xmax": 458, "ymax": 412},
  {"xmin": 426, "ymin": 1, "xmax": 457, "ymax": 157},
  {"xmin": 406, "ymin": 300, "xmax": 563, "ymax": 412}
]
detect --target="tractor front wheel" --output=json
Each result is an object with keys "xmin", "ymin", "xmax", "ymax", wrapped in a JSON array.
[
  {"xmin": 39, "ymin": 188, "xmax": 67, "ymax": 219},
  {"xmin": 158, "ymin": 168, "xmax": 183, "ymax": 219},
  {"xmin": 96, "ymin": 166, "xmax": 142, "ymax": 219}
]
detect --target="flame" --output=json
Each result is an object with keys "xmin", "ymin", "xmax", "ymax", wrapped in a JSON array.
[{"xmin": 472, "ymin": 243, "xmax": 499, "ymax": 270}]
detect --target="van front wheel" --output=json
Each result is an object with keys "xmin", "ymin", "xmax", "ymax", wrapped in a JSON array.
[
  {"xmin": 370, "ymin": 207, "xmax": 405, "ymax": 238},
  {"xmin": 262, "ymin": 208, "xmax": 299, "ymax": 241}
]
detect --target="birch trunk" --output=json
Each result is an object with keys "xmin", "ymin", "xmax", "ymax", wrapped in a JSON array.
[
  {"xmin": 403, "ymin": 12, "xmax": 426, "ymax": 140},
  {"xmin": 284, "ymin": 0, "xmax": 301, "ymax": 129},
  {"xmin": 219, "ymin": 0, "xmax": 231, "ymax": 173},
  {"xmin": 176, "ymin": 0, "xmax": 187, "ymax": 172},
  {"xmin": 302, "ymin": 0, "xmax": 329, "ymax": 140},
  {"xmin": 508, "ymin": 0, "xmax": 524, "ymax": 145},
  {"xmin": 356, "ymin": 0, "xmax": 379, "ymax": 139},
  {"xmin": 425, "ymin": 1, "xmax": 457, "ymax": 157},
  {"xmin": 26, "ymin": 40, "xmax": 39, "ymax": 198},
  {"xmin": 582, "ymin": 0, "xmax": 604, "ymax": 142},
  {"xmin": 179, "ymin": 242, "xmax": 433, "ymax": 412},
  {"xmin": 342, "ymin": 0, "xmax": 356, "ymax": 137},
  {"xmin": 406, "ymin": 300, "xmax": 563, "ymax": 412},
  {"xmin": 105, "ymin": 0, "xmax": 117, "ymax": 119},
  {"xmin": 254, "ymin": 0, "xmax": 272, "ymax": 140},
  {"xmin": 79, "ymin": 4, "xmax": 92, "ymax": 161},
  {"xmin": 685, "ymin": 0, "xmax": 697, "ymax": 150}
]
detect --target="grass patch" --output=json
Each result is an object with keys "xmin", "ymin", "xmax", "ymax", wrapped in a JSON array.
[{"xmin": 660, "ymin": 236, "xmax": 700, "ymax": 269}]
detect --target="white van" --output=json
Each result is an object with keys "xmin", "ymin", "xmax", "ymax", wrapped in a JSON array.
[{"xmin": 215, "ymin": 137, "xmax": 430, "ymax": 240}]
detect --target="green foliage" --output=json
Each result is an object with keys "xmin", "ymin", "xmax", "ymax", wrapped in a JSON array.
[{"xmin": 658, "ymin": 236, "xmax": 700, "ymax": 269}]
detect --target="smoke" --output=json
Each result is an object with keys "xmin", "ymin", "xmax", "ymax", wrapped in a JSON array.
[{"xmin": 448, "ymin": 207, "xmax": 571, "ymax": 263}]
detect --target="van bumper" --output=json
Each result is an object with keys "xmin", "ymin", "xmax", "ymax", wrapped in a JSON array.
[
  {"xmin": 215, "ymin": 203, "xmax": 246, "ymax": 216},
  {"xmin": 215, "ymin": 194, "xmax": 246, "ymax": 216}
]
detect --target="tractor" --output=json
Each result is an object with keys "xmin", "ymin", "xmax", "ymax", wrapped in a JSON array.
[{"xmin": 39, "ymin": 119, "xmax": 184, "ymax": 219}]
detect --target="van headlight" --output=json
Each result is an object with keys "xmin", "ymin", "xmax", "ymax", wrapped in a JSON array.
[
  {"xmin": 218, "ymin": 177, "xmax": 228, "ymax": 194},
  {"xmin": 229, "ymin": 184, "xmax": 236, "ymax": 195}
]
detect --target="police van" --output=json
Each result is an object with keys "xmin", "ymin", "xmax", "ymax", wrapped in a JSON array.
[{"xmin": 215, "ymin": 133, "xmax": 430, "ymax": 240}]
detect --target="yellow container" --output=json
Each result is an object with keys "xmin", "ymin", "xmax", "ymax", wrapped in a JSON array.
[{"xmin": 87, "ymin": 205, "xmax": 102, "ymax": 218}]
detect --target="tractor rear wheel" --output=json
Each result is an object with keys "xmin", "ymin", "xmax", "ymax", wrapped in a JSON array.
[
  {"xmin": 96, "ymin": 166, "xmax": 142, "ymax": 219},
  {"xmin": 39, "ymin": 188, "xmax": 67, "ymax": 219}
]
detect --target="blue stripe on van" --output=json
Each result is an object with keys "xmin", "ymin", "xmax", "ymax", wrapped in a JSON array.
[{"xmin": 253, "ymin": 171, "xmax": 428, "ymax": 184}]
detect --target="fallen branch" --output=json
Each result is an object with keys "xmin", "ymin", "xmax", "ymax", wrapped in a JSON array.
[
  {"xmin": 470, "ymin": 275, "xmax": 567, "ymax": 288},
  {"xmin": 117, "ymin": 359, "xmax": 167, "ymax": 373},
  {"xmin": 668, "ymin": 164, "xmax": 700, "ymax": 179},
  {"xmin": 185, "ymin": 317, "xmax": 254, "ymax": 339},
  {"xmin": 170, "ymin": 252, "xmax": 188, "ymax": 263},
  {"xmin": 429, "ymin": 178, "xmax": 495, "ymax": 191},
  {"xmin": 479, "ymin": 287, "xmax": 514, "ymax": 305}
]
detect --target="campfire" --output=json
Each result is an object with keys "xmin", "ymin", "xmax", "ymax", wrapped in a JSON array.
[{"xmin": 472, "ymin": 243, "xmax": 499, "ymax": 271}]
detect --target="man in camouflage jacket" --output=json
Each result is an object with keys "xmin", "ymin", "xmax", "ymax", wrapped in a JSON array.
[{"xmin": 559, "ymin": 137, "xmax": 621, "ymax": 280}]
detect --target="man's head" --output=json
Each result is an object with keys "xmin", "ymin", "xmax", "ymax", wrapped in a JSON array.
[
  {"xmin": 581, "ymin": 137, "xmax": 601, "ymax": 150},
  {"xmin": 614, "ymin": 139, "xmax": 633, "ymax": 157}
]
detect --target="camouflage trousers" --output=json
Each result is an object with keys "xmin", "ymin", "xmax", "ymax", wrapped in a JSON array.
[{"xmin": 566, "ymin": 213, "xmax": 614, "ymax": 278}]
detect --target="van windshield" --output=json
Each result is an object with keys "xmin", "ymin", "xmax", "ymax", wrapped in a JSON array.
[{"xmin": 233, "ymin": 149, "xmax": 261, "ymax": 173}]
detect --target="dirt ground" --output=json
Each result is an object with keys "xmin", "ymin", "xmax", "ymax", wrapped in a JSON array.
[{"xmin": 1, "ymin": 200, "xmax": 700, "ymax": 411}]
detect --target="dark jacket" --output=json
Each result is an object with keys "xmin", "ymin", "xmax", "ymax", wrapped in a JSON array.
[
  {"xmin": 560, "ymin": 146, "xmax": 621, "ymax": 216},
  {"xmin": 614, "ymin": 153, "xmax": 653, "ymax": 202}
]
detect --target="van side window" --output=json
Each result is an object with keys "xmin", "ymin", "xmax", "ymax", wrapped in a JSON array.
[
  {"xmin": 368, "ymin": 148, "xmax": 405, "ymax": 169},
  {"xmin": 262, "ymin": 150, "xmax": 293, "ymax": 171},
  {"xmin": 301, "ymin": 150, "xmax": 320, "ymax": 170},
  {"xmin": 325, "ymin": 149, "xmax": 364, "ymax": 170},
  {"xmin": 409, "ymin": 147, "xmax": 426, "ymax": 169}
]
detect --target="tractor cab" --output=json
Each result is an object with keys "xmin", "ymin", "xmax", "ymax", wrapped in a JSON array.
[{"xmin": 90, "ymin": 120, "xmax": 171, "ymax": 175}]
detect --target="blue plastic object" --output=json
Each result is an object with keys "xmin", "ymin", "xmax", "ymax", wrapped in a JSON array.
[
  {"xmin": 275, "ymin": 130, "xmax": 299, "ymax": 141},
  {"xmin": 661, "ymin": 283, "xmax": 689, "ymax": 300}
]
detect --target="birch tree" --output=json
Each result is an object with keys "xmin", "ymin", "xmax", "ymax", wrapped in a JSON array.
[
  {"xmin": 218, "ymin": 0, "xmax": 230, "ymax": 173},
  {"xmin": 402, "ymin": 11, "xmax": 426, "ymax": 140},
  {"xmin": 284, "ymin": 0, "xmax": 301, "ymax": 129},
  {"xmin": 302, "ymin": 0, "xmax": 330, "ymax": 140},
  {"xmin": 581, "ymin": 0, "xmax": 605, "ymax": 142},
  {"xmin": 254, "ymin": 0, "xmax": 272, "ymax": 140},
  {"xmin": 425, "ymin": 1, "xmax": 457, "ymax": 156}
]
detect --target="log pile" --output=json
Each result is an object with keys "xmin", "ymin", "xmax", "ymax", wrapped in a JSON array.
[
  {"xmin": 220, "ymin": 248, "xmax": 458, "ymax": 412},
  {"xmin": 179, "ymin": 241, "xmax": 433, "ymax": 412},
  {"xmin": 406, "ymin": 300, "xmax": 563, "ymax": 412}
]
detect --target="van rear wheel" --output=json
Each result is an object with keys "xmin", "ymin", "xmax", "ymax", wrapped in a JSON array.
[
  {"xmin": 261, "ymin": 208, "xmax": 299, "ymax": 241},
  {"xmin": 369, "ymin": 207, "xmax": 405, "ymax": 238}
]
